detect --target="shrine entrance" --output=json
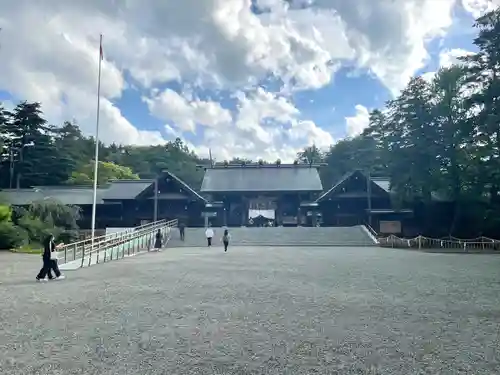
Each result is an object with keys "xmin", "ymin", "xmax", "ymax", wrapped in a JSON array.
[{"xmin": 247, "ymin": 197, "xmax": 276, "ymax": 227}]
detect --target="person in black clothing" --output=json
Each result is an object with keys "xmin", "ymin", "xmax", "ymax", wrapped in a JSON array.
[
  {"xmin": 36, "ymin": 234, "xmax": 61, "ymax": 281},
  {"xmin": 222, "ymin": 229, "xmax": 231, "ymax": 252},
  {"xmin": 179, "ymin": 221, "xmax": 185, "ymax": 241},
  {"xmin": 154, "ymin": 229, "xmax": 163, "ymax": 251}
]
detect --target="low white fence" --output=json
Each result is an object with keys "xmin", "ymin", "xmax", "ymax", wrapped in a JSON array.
[{"xmin": 379, "ymin": 234, "xmax": 500, "ymax": 252}]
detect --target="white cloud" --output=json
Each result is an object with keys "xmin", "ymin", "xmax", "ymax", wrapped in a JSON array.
[
  {"xmin": 422, "ymin": 48, "xmax": 474, "ymax": 82},
  {"xmin": 145, "ymin": 86, "xmax": 333, "ymax": 161},
  {"xmin": 0, "ymin": 1, "xmax": 164, "ymax": 145},
  {"xmin": 461, "ymin": 0, "xmax": 498, "ymax": 18},
  {"xmin": 0, "ymin": 0, "xmax": 466, "ymax": 159},
  {"xmin": 439, "ymin": 48, "xmax": 475, "ymax": 68},
  {"xmin": 345, "ymin": 105, "xmax": 370, "ymax": 137},
  {"xmin": 144, "ymin": 89, "xmax": 232, "ymax": 133}
]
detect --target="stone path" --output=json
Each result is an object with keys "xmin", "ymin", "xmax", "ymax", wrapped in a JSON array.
[{"xmin": 0, "ymin": 246, "xmax": 499, "ymax": 374}]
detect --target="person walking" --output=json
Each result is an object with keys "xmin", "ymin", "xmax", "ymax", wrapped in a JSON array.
[
  {"xmin": 36, "ymin": 234, "xmax": 64, "ymax": 281},
  {"xmin": 205, "ymin": 225, "xmax": 214, "ymax": 247},
  {"xmin": 36, "ymin": 235, "xmax": 54, "ymax": 282},
  {"xmin": 221, "ymin": 229, "xmax": 231, "ymax": 252},
  {"xmin": 154, "ymin": 229, "xmax": 163, "ymax": 251},
  {"xmin": 50, "ymin": 243, "xmax": 64, "ymax": 280},
  {"xmin": 179, "ymin": 221, "xmax": 185, "ymax": 241}
]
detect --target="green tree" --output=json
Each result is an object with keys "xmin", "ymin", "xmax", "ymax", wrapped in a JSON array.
[
  {"xmin": 462, "ymin": 9, "xmax": 500, "ymax": 204},
  {"xmin": 320, "ymin": 136, "xmax": 386, "ymax": 188},
  {"xmin": 0, "ymin": 101, "xmax": 75, "ymax": 188},
  {"xmin": 66, "ymin": 160, "xmax": 139, "ymax": 185},
  {"xmin": 297, "ymin": 145, "xmax": 323, "ymax": 164}
]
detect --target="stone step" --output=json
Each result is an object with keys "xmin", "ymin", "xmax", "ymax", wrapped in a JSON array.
[{"xmin": 167, "ymin": 226, "xmax": 376, "ymax": 247}]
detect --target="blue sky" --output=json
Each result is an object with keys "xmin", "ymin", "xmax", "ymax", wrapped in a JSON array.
[{"xmin": 0, "ymin": 0, "xmax": 490, "ymax": 161}]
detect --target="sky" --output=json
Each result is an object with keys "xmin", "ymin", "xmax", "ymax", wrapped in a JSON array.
[{"xmin": 0, "ymin": 0, "xmax": 498, "ymax": 162}]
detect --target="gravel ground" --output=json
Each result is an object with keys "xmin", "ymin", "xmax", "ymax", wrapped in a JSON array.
[{"xmin": 0, "ymin": 246, "xmax": 499, "ymax": 375}]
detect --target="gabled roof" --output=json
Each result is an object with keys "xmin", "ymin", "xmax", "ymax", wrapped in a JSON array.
[
  {"xmin": 100, "ymin": 180, "xmax": 154, "ymax": 200},
  {"xmin": 163, "ymin": 171, "xmax": 207, "ymax": 203},
  {"xmin": 200, "ymin": 164, "xmax": 323, "ymax": 193},
  {"xmin": 0, "ymin": 186, "xmax": 107, "ymax": 206},
  {"xmin": 315, "ymin": 170, "xmax": 389, "ymax": 202},
  {"xmin": 133, "ymin": 171, "xmax": 207, "ymax": 202},
  {"xmin": 316, "ymin": 171, "xmax": 450, "ymax": 202}
]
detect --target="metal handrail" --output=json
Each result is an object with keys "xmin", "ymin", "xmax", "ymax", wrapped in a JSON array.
[
  {"xmin": 363, "ymin": 222, "xmax": 378, "ymax": 237},
  {"xmin": 78, "ymin": 219, "xmax": 177, "ymax": 267},
  {"xmin": 57, "ymin": 219, "xmax": 177, "ymax": 266},
  {"xmin": 59, "ymin": 219, "xmax": 167, "ymax": 251}
]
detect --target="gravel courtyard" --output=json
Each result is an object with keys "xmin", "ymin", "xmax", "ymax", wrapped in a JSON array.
[{"xmin": 0, "ymin": 246, "xmax": 499, "ymax": 374}]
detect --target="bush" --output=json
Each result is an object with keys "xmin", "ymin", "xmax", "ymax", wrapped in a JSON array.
[
  {"xmin": 17, "ymin": 215, "xmax": 62, "ymax": 244},
  {"xmin": 0, "ymin": 204, "xmax": 12, "ymax": 222},
  {"xmin": 0, "ymin": 222, "xmax": 27, "ymax": 250},
  {"xmin": 28, "ymin": 199, "xmax": 81, "ymax": 229}
]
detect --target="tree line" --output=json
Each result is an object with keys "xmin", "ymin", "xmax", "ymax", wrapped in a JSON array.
[
  {"xmin": 1, "ymin": 8, "xmax": 500, "ymax": 241},
  {"xmin": 0, "ymin": 102, "xmax": 210, "ymax": 189},
  {"xmin": 301, "ymin": 9, "xmax": 500, "ymax": 237}
]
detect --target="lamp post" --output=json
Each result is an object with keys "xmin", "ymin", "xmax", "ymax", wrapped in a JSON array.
[{"xmin": 9, "ymin": 141, "xmax": 35, "ymax": 189}]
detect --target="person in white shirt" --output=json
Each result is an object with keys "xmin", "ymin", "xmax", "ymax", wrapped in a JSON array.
[{"xmin": 205, "ymin": 225, "xmax": 214, "ymax": 247}]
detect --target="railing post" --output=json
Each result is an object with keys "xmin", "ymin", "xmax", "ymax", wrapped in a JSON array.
[{"xmin": 418, "ymin": 236, "xmax": 422, "ymax": 250}]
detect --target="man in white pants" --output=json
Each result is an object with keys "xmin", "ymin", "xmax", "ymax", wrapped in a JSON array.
[{"xmin": 205, "ymin": 225, "xmax": 214, "ymax": 247}]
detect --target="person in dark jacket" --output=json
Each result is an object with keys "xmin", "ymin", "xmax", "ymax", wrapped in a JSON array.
[
  {"xmin": 221, "ymin": 229, "xmax": 231, "ymax": 252},
  {"xmin": 179, "ymin": 221, "xmax": 185, "ymax": 241},
  {"xmin": 154, "ymin": 229, "xmax": 163, "ymax": 251},
  {"xmin": 36, "ymin": 234, "xmax": 60, "ymax": 281}
]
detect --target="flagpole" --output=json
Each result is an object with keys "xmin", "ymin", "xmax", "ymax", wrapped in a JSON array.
[{"xmin": 85, "ymin": 34, "xmax": 103, "ymax": 268}]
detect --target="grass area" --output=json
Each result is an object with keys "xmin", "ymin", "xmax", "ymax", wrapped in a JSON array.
[{"xmin": 10, "ymin": 244, "xmax": 42, "ymax": 254}]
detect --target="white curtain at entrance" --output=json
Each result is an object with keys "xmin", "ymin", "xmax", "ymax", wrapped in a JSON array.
[{"xmin": 248, "ymin": 209, "xmax": 275, "ymax": 220}]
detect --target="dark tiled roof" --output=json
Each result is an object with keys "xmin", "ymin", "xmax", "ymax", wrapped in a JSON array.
[
  {"xmin": 100, "ymin": 180, "xmax": 154, "ymax": 200},
  {"xmin": 0, "ymin": 187, "xmax": 107, "ymax": 206},
  {"xmin": 316, "ymin": 171, "xmax": 390, "ymax": 202},
  {"xmin": 316, "ymin": 172, "xmax": 450, "ymax": 202},
  {"xmin": 164, "ymin": 171, "xmax": 207, "ymax": 202},
  {"xmin": 200, "ymin": 165, "xmax": 323, "ymax": 193}
]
